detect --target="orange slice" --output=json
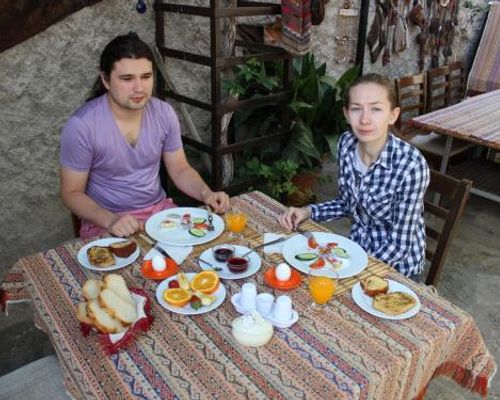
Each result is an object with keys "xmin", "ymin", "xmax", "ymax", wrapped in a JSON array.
[
  {"xmin": 190, "ymin": 271, "xmax": 220, "ymax": 294},
  {"xmin": 163, "ymin": 288, "xmax": 192, "ymax": 307}
]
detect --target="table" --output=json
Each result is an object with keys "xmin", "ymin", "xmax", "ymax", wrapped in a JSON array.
[
  {"xmin": 1, "ymin": 191, "xmax": 496, "ymax": 399},
  {"xmin": 409, "ymin": 89, "xmax": 500, "ymax": 203}
]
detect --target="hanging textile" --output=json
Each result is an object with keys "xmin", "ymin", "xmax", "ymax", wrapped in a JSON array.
[
  {"xmin": 281, "ymin": 0, "xmax": 312, "ymax": 55},
  {"xmin": 334, "ymin": 0, "xmax": 360, "ymax": 63},
  {"xmin": 467, "ymin": 3, "xmax": 500, "ymax": 94}
]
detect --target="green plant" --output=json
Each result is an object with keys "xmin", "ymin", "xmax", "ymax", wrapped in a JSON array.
[
  {"xmin": 283, "ymin": 54, "xmax": 360, "ymax": 170},
  {"xmin": 244, "ymin": 157, "xmax": 299, "ymax": 201},
  {"xmin": 222, "ymin": 58, "xmax": 280, "ymax": 98}
]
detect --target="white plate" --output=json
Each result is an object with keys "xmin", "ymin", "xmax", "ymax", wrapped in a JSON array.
[
  {"xmin": 231, "ymin": 293, "xmax": 299, "ymax": 329},
  {"xmin": 351, "ymin": 280, "xmax": 421, "ymax": 320},
  {"xmin": 77, "ymin": 238, "xmax": 140, "ymax": 271},
  {"xmin": 198, "ymin": 245, "xmax": 262, "ymax": 280},
  {"xmin": 155, "ymin": 272, "xmax": 226, "ymax": 315},
  {"xmin": 145, "ymin": 207, "xmax": 224, "ymax": 246},
  {"xmin": 281, "ymin": 232, "xmax": 368, "ymax": 279}
]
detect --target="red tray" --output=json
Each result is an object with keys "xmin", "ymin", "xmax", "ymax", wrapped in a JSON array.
[
  {"xmin": 141, "ymin": 258, "xmax": 178, "ymax": 280},
  {"xmin": 263, "ymin": 266, "xmax": 302, "ymax": 290}
]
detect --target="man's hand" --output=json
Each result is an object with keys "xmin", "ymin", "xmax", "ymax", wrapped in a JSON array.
[
  {"xmin": 279, "ymin": 207, "xmax": 312, "ymax": 231},
  {"xmin": 202, "ymin": 191, "xmax": 230, "ymax": 213},
  {"xmin": 107, "ymin": 214, "xmax": 144, "ymax": 237}
]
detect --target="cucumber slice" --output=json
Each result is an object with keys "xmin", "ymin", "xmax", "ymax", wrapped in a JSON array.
[
  {"xmin": 192, "ymin": 217, "xmax": 206, "ymax": 224},
  {"xmin": 295, "ymin": 252, "xmax": 318, "ymax": 261},
  {"xmin": 189, "ymin": 228, "xmax": 206, "ymax": 237},
  {"xmin": 332, "ymin": 247, "xmax": 349, "ymax": 259}
]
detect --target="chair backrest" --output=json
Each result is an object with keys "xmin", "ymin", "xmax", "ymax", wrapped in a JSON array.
[
  {"xmin": 394, "ymin": 72, "xmax": 427, "ymax": 130},
  {"xmin": 423, "ymin": 170, "xmax": 472, "ymax": 286},
  {"xmin": 426, "ymin": 65, "xmax": 450, "ymax": 112},
  {"xmin": 447, "ymin": 61, "xmax": 467, "ymax": 105}
]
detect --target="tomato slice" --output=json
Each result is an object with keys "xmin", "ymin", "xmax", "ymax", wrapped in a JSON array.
[
  {"xmin": 310, "ymin": 258, "xmax": 325, "ymax": 269},
  {"xmin": 327, "ymin": 242, "xmax": 338, "ymax": 249},
  {"xmin": 193, "ymin": 223, "xmax": 209, "ymax": 230},
  {"xmin": 307, "ymin": 237, "xmax": 319, "ymax": 249}
]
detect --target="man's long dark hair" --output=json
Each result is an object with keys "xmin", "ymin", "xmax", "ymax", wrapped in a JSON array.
[{"xmin": 87, "ymin": 32, "xmax": 155, "ymax": 101}]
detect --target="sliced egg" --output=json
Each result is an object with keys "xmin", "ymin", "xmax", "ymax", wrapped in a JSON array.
[
  {"xmin": 152, "ymin": 255, "xmax": 167, "ymax": 272},
  {"xmin": 275, "ymin": 262, "xmax": 291, "ymax": 281}
]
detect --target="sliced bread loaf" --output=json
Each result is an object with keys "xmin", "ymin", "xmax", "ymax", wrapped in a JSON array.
[{"xmin": 99, "ymin": 288, "xmax": 137, "ymax": 325}]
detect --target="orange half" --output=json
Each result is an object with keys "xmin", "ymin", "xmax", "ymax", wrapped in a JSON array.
[
  {"xmin": 163, "ymin": 288, "xmax": 192, "ymax": 307},
  {"xmin": 190, "ymin": 271, "xmax": 220, "ymax": 294}
]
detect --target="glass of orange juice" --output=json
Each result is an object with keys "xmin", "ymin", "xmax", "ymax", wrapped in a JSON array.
[
  {"xmin": 225, "ymin": 209, "xmax": 248, "ymax": 240},
  {"xmin": 308, "ymin": 270, "xmax": 337, "ymax": 311}
]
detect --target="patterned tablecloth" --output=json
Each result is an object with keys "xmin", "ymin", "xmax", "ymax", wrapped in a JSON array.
[
  {"xmin": 1, "ymin": 191, "xmax": 496, "ymax": 400},
  {"xmin": 409, "ymin": 89, "xmax": 500, "ymax": 151}
]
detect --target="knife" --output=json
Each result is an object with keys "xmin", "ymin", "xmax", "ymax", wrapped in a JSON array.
[
  {"xmin": 240, "ymin": 234, "xmax": 294, "ymax": 258},
  {"xmin": 138, "ymin": 232, "xmax": 173, "ymax": 260}
]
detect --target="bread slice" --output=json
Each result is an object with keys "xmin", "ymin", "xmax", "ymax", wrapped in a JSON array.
[
  {"xmin": 99, "ymin": 288, "xmax": 137, "ymax": 325},
  {"xmin": 102, "ymin": 274, "xmax": 134, "ymax": 306},
  {"xmin": 360, "ymin": 276, "xmax": 389, "ymax": 297},
  {"xmin": 373, "ymin": 292, "xmax": 417, "ymax": 315},
  {"xmin": 109, "ymin": 240, "xmax": 137, "ymax": 258},
  {"xmin": 76, "ymin": 302, "xmax": 92, "ymax": 324},
  {"xmin": 87, "ymin": 300, "xmax": 125, "ymax": 334},
  {"xmin": 87, "ymin": 246, "xmax": 115, "ymax": 268},
  {"xmin": 82, "ymin": 279, "xmax": 101, "ymax": 301}
]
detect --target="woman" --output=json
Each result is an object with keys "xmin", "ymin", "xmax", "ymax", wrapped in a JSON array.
[{"xmin": 279, "ymin": 73, "xmax": 429, "ymax": 280}]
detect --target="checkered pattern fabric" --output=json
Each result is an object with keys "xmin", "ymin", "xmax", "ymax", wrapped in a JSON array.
[{"xmin": 310, "ymin": 132, "xmax": 430, "ymax": 276}]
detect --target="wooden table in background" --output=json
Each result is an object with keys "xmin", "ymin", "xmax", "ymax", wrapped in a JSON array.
[
  {"xmin": 409, "ymin": 89, "xmax": 500, "ymax": 203},
  {"xmin": 1, "ymin": 191, "xmax": 496, "ymax": 399}
]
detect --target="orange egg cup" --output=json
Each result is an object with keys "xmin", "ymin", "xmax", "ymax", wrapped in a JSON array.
[
  {"xmin": 263, "ymin": 266, "xmax": 302, "ymax": 290},
  {"xmin": 141, "ymin": 258, "xmax": 179, "ymax": 280}
]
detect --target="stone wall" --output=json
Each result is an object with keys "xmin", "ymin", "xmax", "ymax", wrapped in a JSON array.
[{"xmin": 0, "ymin": 0, "xmax": 489, "ymax": 278}]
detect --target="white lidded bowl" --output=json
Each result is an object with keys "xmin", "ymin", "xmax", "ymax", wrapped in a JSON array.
[{"xmin": 232, "ymin": 311, "xmax": 273, "ymax": 347}]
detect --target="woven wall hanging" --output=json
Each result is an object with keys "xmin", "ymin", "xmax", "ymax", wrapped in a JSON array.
[{"xmin": 335, "ymin": 0, "xmax": 360, "ymax": 63}]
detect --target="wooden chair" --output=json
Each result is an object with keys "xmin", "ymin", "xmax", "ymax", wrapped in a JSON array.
[
  {"xmin": 71, "ymin": 213, "xmax": 81, "ymax": 237},
  {"xmin": 423, "ymin": 170, "xmax": 472, "ymax": 287},
  {"xmin": 394, "ymin": 72, "xmax": 427, "ymax": 138},
  {"xmin": 447, "ymin": 61, "xmax": 467, "ymax": 104},
  {"xmin": 426, "ymin": 65, "xmax": 450, "ymax": 112},
  {"xmin": 395, "ymin": 70, "xmax": 473, "ymax": 170}
]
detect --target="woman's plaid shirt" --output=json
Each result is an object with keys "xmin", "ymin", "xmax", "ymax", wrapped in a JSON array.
[{"xmin": 310, "ymin": 132, "xmax": 430, "ymax": 276}]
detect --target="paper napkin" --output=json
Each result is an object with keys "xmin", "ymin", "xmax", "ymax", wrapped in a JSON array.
[
  {"xmin": 263, "ymin": 233, "xmax": 286, "ymax": 254},
  {"xmin": 144, "ymin": 244, "xmax": 193, "ymax": 265}
]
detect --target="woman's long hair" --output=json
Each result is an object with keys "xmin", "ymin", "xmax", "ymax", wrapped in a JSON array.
[{"xmin": 87, "ymin": 32, "xmax": 155, "ymax": 101}]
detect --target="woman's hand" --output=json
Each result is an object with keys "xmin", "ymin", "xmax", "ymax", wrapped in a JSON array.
[
  {"xmin": 107, "ymin": 214, "xmax": 144, "ymax": 237},
  {"xmin": 279, "ymin": 207, "xmax": 312, "ymax": 231}
]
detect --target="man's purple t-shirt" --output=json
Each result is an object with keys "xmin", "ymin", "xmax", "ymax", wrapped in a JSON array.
[{"xmin": 60, "ymin": 95, "xmax": 183, "ymax": 213}]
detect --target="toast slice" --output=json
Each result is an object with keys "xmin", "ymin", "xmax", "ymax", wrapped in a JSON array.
[
  {"xmin": 99, "ymin": 288, "xmax": 137, "ymax": 325},
  {"xmin": 373, "ymin": 292, "xmax": 417, "ymax": 315},
  {"xmin": 87, "ymin": 246, "xmax": 115, "ymax": 268},
  {"xmin": 76, "ymin": 302, "xmax": 93, "ymax": 325},
  {"xmin": 87, "ymin": 300, "xmax": 125, "ymax": 334},
  {"xmin": 82, "ymin": 279, "xmax": 101, "ymax": 301},
  {"xmin": 102, "ymin": 274, "xmax": 134, "ymax": 306},
  {"xmin": 109, "ymin": 240, "xmax": 137, "ymax": 258},
  {"xmin": 360, "ymin": 276, "xmax": 389, "ymax": 297}
]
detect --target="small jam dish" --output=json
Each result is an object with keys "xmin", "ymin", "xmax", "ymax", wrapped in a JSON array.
[
  {"xmin": 227, "ymin": 256, "xmax": 249, "ymax": 273},
  {"xmin": 212, "ymin": 244, "xmax": 235, "ymax": 263}
]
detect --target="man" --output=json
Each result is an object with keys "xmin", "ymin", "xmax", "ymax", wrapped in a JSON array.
[{"xmin": 60, "ymin": 33, "xmax": 229, "ymax": 238}]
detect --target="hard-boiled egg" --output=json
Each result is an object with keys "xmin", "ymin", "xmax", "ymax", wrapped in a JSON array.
[
  {"xmin": 152, "ymin": 255, "xmax": 167, "ymax": 272},
  {"xmin": 275, "ymin": 262, "xmax": 291, "ymax": 281}
]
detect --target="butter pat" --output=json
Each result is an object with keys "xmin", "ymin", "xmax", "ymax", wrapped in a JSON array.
[{"xmin": 232, "ymin": 311, "xmax": 273, "ymax": 347}]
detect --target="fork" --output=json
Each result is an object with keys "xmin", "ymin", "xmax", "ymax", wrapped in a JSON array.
[
  {"xmin": 295, "ymin": 227, "xmax": 314, "ymax": 240},
  {"xmin": 206, "ymin": 206, "xmax": 215, "ymax": 231}
]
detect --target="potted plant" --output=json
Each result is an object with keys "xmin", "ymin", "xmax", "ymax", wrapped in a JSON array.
[{"xmin": 283, "ymin": 55, "xmax": 359, "ymax": 205}]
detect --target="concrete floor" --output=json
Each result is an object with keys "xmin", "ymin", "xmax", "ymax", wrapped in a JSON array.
[{"xmin": 0, "ymin": 163, "xmax": 498, "ymax": 399}]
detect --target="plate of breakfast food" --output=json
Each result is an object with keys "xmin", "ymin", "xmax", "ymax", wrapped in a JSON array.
[
  {"xmin": 156, "ymin": 271, "xmax": 226, "ymax": 315},
  {"xmin": 351, "ymin": 276, "xmax": 421, "ymax": 320},
  {"xmin": 77, "ymin": 238, "xmax": 140, "ymax": 271},
  {"xmin": 145, "ymin": 207, "xmax": 224, "ymax": 246},
  {"xmin": 281, "ymin": 232, "xmax": 368, "ymax": 279},
  {"xmin": 198, "ymin": 244, "xmax": 262, "ymax": 280}
]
